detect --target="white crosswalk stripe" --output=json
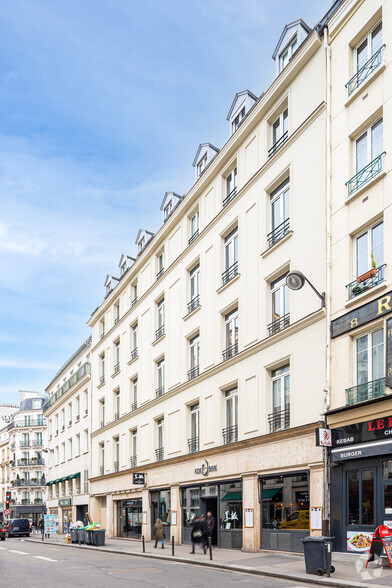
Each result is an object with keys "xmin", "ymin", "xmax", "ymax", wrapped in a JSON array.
[
  {"xmin": 34, "ymin": 556, "xmax": 57, "ymax": 562},
  {"xmin": 8, "ymin": 550, "xmax": 28, "ymax": 554},
  {"xmin": 0, "ymin": 547, "xmax": 6, "ymax": 550}
]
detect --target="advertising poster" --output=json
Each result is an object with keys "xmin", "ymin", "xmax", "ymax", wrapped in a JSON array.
[
  {"xmin": 347, "ymin": 531, "xmax": 373, "ymax": 552},
  {"xmin": 44, "ymin": 514, "xmax": 57, "ymax": 534}
]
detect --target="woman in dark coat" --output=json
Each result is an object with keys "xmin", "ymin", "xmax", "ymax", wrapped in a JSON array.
[
  {"xmin": 190, "ymin": 516, "xmax": 206, "ymax": 554},
  {"xmin": 153, "ymin": 518, "xmax": 164, "ymax": 549}
]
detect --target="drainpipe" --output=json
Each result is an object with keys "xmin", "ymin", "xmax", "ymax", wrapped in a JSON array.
[{"xmin": 323, "ymin": 25, "xmax": 332, "ymax": 535}]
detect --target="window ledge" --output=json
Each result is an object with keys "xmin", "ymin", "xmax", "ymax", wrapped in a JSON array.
[
  {"xmin": 261, "ymin": 231, "xmax": 293, "ymax": 258},
  {"xmin": 97, "ymin": 381, "xmax": 105, "ymax": 389},
  {"xmin": 183, "ymin": 304, "xmax": 201, "ymax": 321},
  {"xmin": 111, "ymin": 370, "xmax": 121, "ymax": 379},
  {"xmin": 345, "ymin": 169, "xmax": 386, "ymax": 204},
  {"xmin": 344, "ymin": 280, "xmax": 387, "ymax": 308},
  {"xmin": 344, "ymin": 62, "xmax": 386, "ymax": 108},
  {"xmin": 127, "ymin": 355, "xmax": 139, "ymax": 366},
  {"xmin": 152, "ymin": 334, "xmax": 166, "ymax": 347},
  {"xmin": 216, "ymin": 273, "xmax": 240, "ymax": 294}
]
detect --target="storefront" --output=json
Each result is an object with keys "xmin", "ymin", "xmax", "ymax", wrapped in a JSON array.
[
  {"xmin": 329, "ymin": 412, "xmax": 392, "ymax": 552},
  {"xmin": 181, "ymin": 479, "xmax": 242, "ymax": 549},
  {"xmin": 150, "ymin": 488, "xmax": 171, "ymax": 542},
  {"xmin": 59, "ymin": 498, "xmax": 72, "ymax": 534},
  {"xmin": 117, "ymin": 498, "xmax": 142, "ymax": 538},
  {"xmin": 260, "ymin": 471, "xmax": 310, "ymax": 552}
]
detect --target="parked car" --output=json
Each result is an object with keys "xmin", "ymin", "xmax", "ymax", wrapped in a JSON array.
[
  {"xmin": 280, "ymin": 510, "xmax": 309, "ymax": 530},
  {"xmin": 0, "ymin": 525, "xmax": 6, "ymax": 540},
  {"xmin": 7, "ymin": 518, "xmax": 31, "ymax": 537}
]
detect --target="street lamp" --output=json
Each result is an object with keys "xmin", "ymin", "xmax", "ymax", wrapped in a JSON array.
[{"xmin": 286, "ymin": 270, "xmax": 325, "ymax": 307}]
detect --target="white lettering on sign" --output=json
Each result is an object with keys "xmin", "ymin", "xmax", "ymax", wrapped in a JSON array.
[{"xmin": 194, "ymin": 459, "xmax": 218, "ymax": 476}]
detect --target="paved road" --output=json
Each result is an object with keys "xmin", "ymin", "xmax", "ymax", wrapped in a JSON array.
[{"xmin": 0, "ymin": 537, "xmax": 310, "ymax": 587}]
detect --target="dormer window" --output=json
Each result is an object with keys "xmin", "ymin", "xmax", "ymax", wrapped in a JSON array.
[
  {"xmin": 138, "ymin": 237, "xmax": 145, "ymax": 253},
  {"xmin": 197, "ymin": 155, "xmax": 207, "ymax": 176},
  {"xmin": 160, "ymin": 192, "xmax": 183, "ymax": 222},
  {"xmin": 164, "ymin": 201, "xmax": 172, "ymax": 220},
  {"xmin": 104, "ymin": 274, "xmax": 119, "ymax": 296},
  {"xmin": 279, "ymin": 35, "xmax": 297, "ymax": 72},
  {"xmin": 232, "ymin": 107, "xmax": 245, "ymax": 133}
]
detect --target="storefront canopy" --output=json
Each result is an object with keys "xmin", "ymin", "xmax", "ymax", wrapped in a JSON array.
[
  {"xmin": 262, "ymin": 488, "xmax": 281, "ymax": 499},
  {"xmin": 331, "ymin": 440, "xmax": 392, "ymax": 462},
  {"xmin": 221, "ymin": 492, "xmax": 242, "ymax": 501}
]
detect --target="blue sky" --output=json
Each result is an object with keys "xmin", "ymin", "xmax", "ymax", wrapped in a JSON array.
[{"xmin": 0, "ymin": 0, "xmax": 331, "ymax": 403}]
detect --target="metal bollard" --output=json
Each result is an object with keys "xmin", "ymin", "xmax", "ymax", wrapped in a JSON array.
[
  {"xmin": 209, "ymin": 536, "xmax": 213, "ymax": 560},
  {"xmin": 142, "ymin": 535, "xmax": 145, "ymax": 553},
  {"xmin": 172, "ymin": 535, "xmax": 174, "ymax": 556}
]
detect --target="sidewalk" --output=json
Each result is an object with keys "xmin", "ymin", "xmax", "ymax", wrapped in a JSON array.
[{"xmin": 27, "ymin": 533, "xmax": 392, "ymax": 587}]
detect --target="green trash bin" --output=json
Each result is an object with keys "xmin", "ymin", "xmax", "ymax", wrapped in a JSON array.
[{"xmin": 301, "ymin": 536, "xmax": 335, "ymax": 576}]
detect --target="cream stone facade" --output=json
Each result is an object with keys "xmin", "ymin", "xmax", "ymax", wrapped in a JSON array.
[
  {"xmin": 44, "ymin": 339, "xmax": 91, "ymax": 533},
  {"xmin": 0, "ymin": 425, "xmax": 11, "ymax": 519},
  {"xmin": 323, "ymin": 0, "xmax": 392, "ymax": 552},
  {"xmin": 86, "ymin": 10, "xmax": 336, "ymax": 553}
]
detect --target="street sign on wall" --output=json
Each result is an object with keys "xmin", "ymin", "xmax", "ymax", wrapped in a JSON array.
[{"xmin": 331, "ymin": 292, "xmax": 392, "ymax": 338}]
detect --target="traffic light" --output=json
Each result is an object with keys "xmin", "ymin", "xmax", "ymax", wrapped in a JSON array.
[{"xmin": 5, "ymin": 491, "xmax": 11, "ymax": 510}]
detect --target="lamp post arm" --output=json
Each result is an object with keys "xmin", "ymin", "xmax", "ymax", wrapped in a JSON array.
[{"xmin": 305, "ymin": 278, "xmax": 326, "ymax": 307}]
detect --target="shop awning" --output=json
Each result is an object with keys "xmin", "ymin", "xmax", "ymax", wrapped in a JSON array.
[
  {"xmin": 262, "ymin": 488, "xmax": 281, "ymax": 499},
  {"xmin": 331, "ymin": 439, "xmax": 392, "ymax": 462},
  {"xmin": 221, "ymin": 491, "xmax": 242, "ymax": 501}
]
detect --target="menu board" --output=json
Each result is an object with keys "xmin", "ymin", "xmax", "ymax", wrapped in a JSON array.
[
  {"xmin": 310, "ymin": 507, "xmax": 323, "ymax": 531},
  {"xmin": 44, "ymin": 514, "xmax": 57, "ymax": 534},
  {"xmin": 366, "ymin": 526, "xmax": 392, "ymax": 568}
]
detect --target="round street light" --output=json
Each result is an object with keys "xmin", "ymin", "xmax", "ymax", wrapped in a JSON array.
[{"xmin": 286, "ymin": 271, "xmax": 306, "ymax": 291}]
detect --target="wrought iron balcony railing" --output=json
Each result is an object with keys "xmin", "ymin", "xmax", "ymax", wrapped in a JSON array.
[
  {"xmin": 155, "ymin": 386, "xmax": 165, "ymax": 399},
  {"xmin": 155, "ymin": 447, "xmax": 164, "ymax": 462},
  {"xmin": 76, "ymin": 414, "xmax": 80, "ymax": 421},
  {"xmin": 268, "ymin": 131, "xmax": 288, "ymax": 157},
  {"xmin": 8, "ymin": 419, "xmax": 45, "ymax": 430},
  {"xmin": 85, "ymin": 408, "xmax": 88, "ymax": 415},
  {"xmin": 222, "ymin": 343, "xmax": 238, "ymax": 362},
  {"xmin": 16, "ymin": 458, "xmax": 45, "ymax": 467},
  {"xmin": 188, "ymin": 437, "xmax": 199, "ymax": 453},
  {"xmin": 43, "ymin": 362, "xmax": 91, "ymax": 412},
  {"xmin": 100, "ymin": 420, "xmax": 105, "ymax": 428},
  {"xmin": 131, "ymin": 402, "xmax": 138, "ymax": 412},
  {"xmin": 114, "ymin": 412, "xmax": 120, "ymax": 421},
  {"xmin": 131, "ymin": 348, "xmax": 138, "ymax": 361},
  {"xmin": 222, "ymin": 425, "xmax": 238, "ymax": 445},
  {"xmin": 132, "ymin": 296, "xmax": 138, "ymax": 306},
  {"xmin": 113, "ymin": 362, "xmax": 120, "ymax": 375},
  {"xmin": 268, "ymin": 313, "xmax": 290, "ymax": 336},
  {"xmin": 100, "ymin": 466, "xmax": 104, "ymax": 476},
  {"xmin": 155, "ymin": 325, "xmax": 165, "ymax": 340},
  {"xmin": 19, "ymin": 442, "xmax": 31, "ymax": 448},
  {"xmin": 267, "ymin": 218, "xmax": 290, "ymax": 248},
  {"xmin": 11, "ymin": 479, "xmax": 45, "ymax": 487},
  {"xmin": 69, "ymin": 420, "xmax": 72, "ymax": 426},
  {"xmin": 188, "ymin": 366, "xmax": 199, "ymax": 381},
  {"xmin": 222, "ymin": 187, "xmax": 237, "ymax": 208},
  {"xmin": 114, "ymin": 316, "xmax": 120, "ymax": 325},
  {"xmin": 346, "ymin": 153, "xmax": 385, "ymax": 197},
  {"xmin": 188, "ymin": 229, "xmax": 199, "ymax": 245},
  {"xmin": 346, "ymin": 265, "xmax": 385, "ymax": 300},
  {"xmin": 268, "ymin": 407, "xmax": 290, "ymax": 433},
  {"xmin": 130, "ymin": 456, "xmax": 137, "ymax": 468},
  {"xmin": 100, "ymin": 375, "xmax": 105, "ymax": 386},
  {"xmin": 222, "ymin": 261, "xmax": 238, "ymax": 286},
  {"xmin": 346, "ymin": 377, "xmax": 385, "ymax": 406},
  {"xmin": 346, "ymin": 46, "xmax": 384, "ymax": 96},
  {"xmin": 156, "ymin": 268, "xmax": 165, "ymax": 280},
  {"xmin": 32, "ymin": 440, "xmax": 43, "ymax": 446},
  {"xmin": 114, "ymin": 461, "xmax": 119, "ymax": 472},
  {"xmin": 187, "ymin": 295, "xmax": 200, "ymax": 314}
]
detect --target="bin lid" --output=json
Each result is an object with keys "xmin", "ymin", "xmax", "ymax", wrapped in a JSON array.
[{"xmin": 301, "ymin": 536, "xmax": 335, "ymax": 542}]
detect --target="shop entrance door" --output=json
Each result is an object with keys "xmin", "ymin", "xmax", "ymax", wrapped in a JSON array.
[
  {"xmin": 200, "ymin": 497, "xmax": 217, "ymax": 545},
  {"xmin": 118, "ymin": 500, "xmax": 142, "ymax": 538}
]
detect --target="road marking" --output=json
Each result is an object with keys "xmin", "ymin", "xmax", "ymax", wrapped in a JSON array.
[
  {"xmin": 8, "ymin": 550, "xmax": 28, "ymax": 555},
  {"xmin": 0, "ymin": 547, "xmax": 7, "ymax": 550},
  {"xmin": 34, "ymin": 556, "xmax": 57, "ymax": 562}
]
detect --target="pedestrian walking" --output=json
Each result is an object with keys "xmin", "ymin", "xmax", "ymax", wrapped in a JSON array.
[
  {"xmin": 200, "ymin": 514, "xmax": 208, "ymax": 547},
  {"xmin": 190, "ymin": 516, "xmax": 206, "ymax": 554},
  {"xmin": 207, "ymin": 511, "xmax": 216, "ymax": 546},
  {"xmin": 153, "ymin": 518, "xmax": 165, "ymax": 549}
]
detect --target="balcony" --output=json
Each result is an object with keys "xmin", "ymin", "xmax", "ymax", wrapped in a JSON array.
[
  {"xmin": 130, "ymin": 456, "xmax": 137, "ymax": 468},
  {"xmin": 100, "ymin": 331, "xmax": 105, "ymax": 339},
  {"xmin": 8, "ymin": 419, "xmax": 45, "ymax": 431},
  {"xmin": 188, "ymin": 437, "xmax": 199, "ymax": 453},
  {"xmin": 222, "ymin": 343, "xmax": 238, "ymax": 362},
  {"xmin": 268, "ymin": 131, "xmax": 288, "ymax": 158},
  {"xmin": 113, "ymin": 363, "xmax": 120, "ymax": 375},
  {"xmin": 268, "ymin": 313, "xmax": 290, "ymax": 336},
  {"xmin": 346, "ymin": 46, "xmax": 384, "ymax": 96},
  {"xmin": 131, "ymin": 402, "xmax": 138, "ymax": 412},
  {"xmin": 100, "ymin": 466, "xmax": 104, "ymax": 476},
  {"xmin": 114, "ymin": 461, "xmax": 119, "ymax": 473},
  {"xmin": 188, "ymin": 230, "xmax": 199, "ymax": 245},
  {"xmin": 187, "ymin": 295, "xmax": 200, "ymax": 314},
  {"xmin": 156, "ymin": 268, "xmax": 165, "ymax": 280},
  {"xmin": 115, "ymin": 316, "xmax": 120, "ymax": 325},
  {"xmin": 62, "ymin": 425, "xmax": 65, "ymax": 431},
  {"xmin": 268, "ymin": 407, "xmax": 290, "ymax": 433},
  {"xmin": 222, "ymin": 425, "xmax": 238, "ymax": 445},
  {"xmin": 132, "ymin": 296, "xmax": 138, "ymax": 306},
  {"xmin": 155, "ymin": 386, "xmax": 165, "ymax": 399},
  {"xmin": 17, "ymin": 459, "xmax": 45, "ymax": 467},
  {"xmin": 346, "ymin": 378, "xmax": 385, "ymax": 406},
  {"xmin": 222, "ymin": 187, "xmax": 237, "ymax": 208},
  {"xmin": 85, "ymin": 408, "xmax": 88, "ymax": 416},
  {"xmin": 68, "ymin": 420, "xmax": 72, "ymax": 426},
  {"xmin": 130, "ymin": 348, "xmax": 138, "ymax": 361},
  {"xmin": 155, "ymin": 447, "xmax": 164, "ymax": 462},
  {"xmin": 76, "ymin": 414, "xmax": 80, "ymax": 421},
  {"xmin": 346, "ymin": 153, "xmax": 385, "ymax": 197},
  {"xmin": 188, "ymin": 365, "xmax": 199, "ymax": 381},
  {"xmin": 346, "ymin": 265, "xmax": 385, "ymax": 300},
  {"xmin": 43, "ymin": 362, "xmax": 91, "ymax": 412},
  {"xmin": 114, "ymin": 412, "xmax": 120, "ymax": 421},
  {"xmin": 100, "ymin": 375, "xmax": 105, "ymax": 386},
  {"xmin": 155, "ymin": 325, "xmax": 165, "ymax": 341},
  {"xmin": 222, "ymin": 262, "xmax": 238, "ymax": 286},
  {"xmin": 19, "ymin": 442, "xmax": 31, "ymax": 448},
  {"xmin": 11, "ymin": 479, "xmax": 45, "ymax": 488},
  {"xmin": 100, "ymin": 420, "xmax": 105, "ymax": 428},
  {"xmin": 267, "ymin": 218, "xmax": 290, "ymax": 248}
]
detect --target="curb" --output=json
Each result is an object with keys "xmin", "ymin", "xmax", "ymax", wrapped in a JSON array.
[{"xmin": 25, "ymin": 538, "xmax": 385, "ymax": 588}]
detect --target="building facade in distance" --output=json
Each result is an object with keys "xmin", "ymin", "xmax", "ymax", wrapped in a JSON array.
[{"xmin": 44, "ymin": 339, "xmax": 91, "ymax": 533}]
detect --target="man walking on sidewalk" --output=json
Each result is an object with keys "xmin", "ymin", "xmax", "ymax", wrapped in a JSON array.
[{"xmin": 207, "ymin": 511, "xmax": 215, "ymax": 547}]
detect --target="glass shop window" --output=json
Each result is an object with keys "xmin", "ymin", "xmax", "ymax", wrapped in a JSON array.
[
  {"xmin": 261, "ymin": 473, "xmax": 309, "ymax": 530},
  {"xmin": 182, "ymin": 487, "xmax": 200, "ymax": 527},
  {"xmin": 219, "ymin": 482, "xmax": 242, "ymax": 530},
  {"xmin": 347, "ymin": 469, "xmax": 374, "ymax": 526}
]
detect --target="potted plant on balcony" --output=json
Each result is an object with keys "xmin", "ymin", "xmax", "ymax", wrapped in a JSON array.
[
  {"xmin": 31, "ymin": 477, "xmax": 37, "ymax": 484},
  {"xmin": 357, "ymin": 253, "xmax": 377, "ymax": 283},
  {"xmin": 30, "ymin": 457, "xmax": 37, "ymax": 463},
  {"xmin": 21, "ymin": 457, "xmax": 27, "ymax": 463}
]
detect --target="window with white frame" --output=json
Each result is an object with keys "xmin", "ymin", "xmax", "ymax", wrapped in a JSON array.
[
  {"xmin": 224, "ymin": 388, "xmax": 238, "ymax": 444},
  {"xmin": 131, "ymin": 429, "xmax": 137, "ymax": 467},
  {"xmin": 84, "ymin": 389, "xmax": 88, "ymax": 415},
  {"xmin": 100, "ymin": 399, "xmax": 105, "ymax": 427},
  {"xmin": 131, "ymin": 378, "xmax": 138, "ymax": 410},
  {"xmin": 189, "ymin": 403, "xmax": 200, "ymax": 452},
  {"xmin": 76, "ymin": 434, "xmax": 80, "ymax": 456},
  {"xmin": 188, "ymin": 264, "xmax": 200, "ymax": 312},
  {"xmin": 268, "ymin": 178, "xmax": 290, "ymax": 247},
  {"xmin": 270, "ymin": 365, "xmax": 290, "ymax": 432},
  {"xmin": 138, "ymin": 236, "xmax": 145, "ymax": 253},
  {"xmin": 84, "ymin": 429, "xmax": 89, "ymax": 453},
  {"xmin": 157, "ymin": 252, "xmax": 164, "ymax": 278},
  {"xmin": 156, "ymin": 359, "xmax": 165, "ymax": 397},
  {"xmin": 156, "ymin": 299, "xmax": 165, "ymax": 338},
  {"xmin": 68, "ymin": 438, "xmax": 73, "ymax": 460},
  {"xmin": 197, "ymin": 154, "xmax": 207, "ymax": 177},
  {"xmin": 61, "ymin": 409, "xmax": 65, "ymax": 429},
  {"xmin": 114, "ymin": 341, "xmax": 120, "ymax": 373},
  {"xmin": 224, "ymin": 167, "xmax": 237, "ymax": 207},
  {"xmin": 353, "ymin": 21, "xmax": 382, "ymax": 90},
  {"xmin": 189, "ymin": 211, "xmax": 199, "ymax": 243},
  {"xmin": 114, "ymin": 302, "xmax": 120, "ymax": 324},
  {"xmin": 356, "ymin": 329, "xmax": 384, "ymax": 386},
  {"xmin": 61, "ymin": 442, "xmax": 65, "ymax": 462},
  {"xmin": 355, "ymin": 118, "xmax": 383, "ymax": 174},
  {"xmin": 68, "ymin": 403, "xmax": 72, "ymax": 425},
  {"xmin": 164, "ymin": 201, "xmax": 172, "ymax": 220},
  {"xmin": 189, "ymin": 335, "xmax": 200, "ymax": 379},
  {"xmin": 100, "ymin": 443, "xmax": 105, "ymax": 474},
  {"xmin": 269, "ymin": 274, "xmax": 290, "ymax": 335},
  {"xmin": 279, "ymin": 35, "xmax": 297, "ymax": 72},
  {"xmin": 76, "ymin": 396, "xmax": 80, "ymax": 419},
  {"xmin": 131, "ymin": 323, "xmax": 138, "ymax": 359},
  {"xmin": 114, "ymin": 389, "xmax": 120, "ymax": 419},
  {"xmin": 132, "ymin": 281, "xmax": 138, "ymax": 304},
  {"xmin": 157, "ymin": 418, "xmax": 164, "ymax": 449},
  {"xmin": 100, "ymin": 353, "xmax": 105, "ymax": 384},
  {"xmin": 232, "ymin": 107, "xmax": 245, "ymax": 133},
  {"xmin": 224, "ymin": 309, "xmax": 238, "ymax": 360},
  {"xmin": 270, "ymin": 109, "xmax": 288, "ymax": 155},
  {"xmin": 355, "ymin": 221, "xmax": 383, "ymax": 278},
  {"xmin": 114, "ymin": 437, "xmax": 119, "ymax": 471},
  {"xmin": 223, "ymin": 227, "xmax": 238, "ymax": 285},
  {"xmin": 100, "ymin": 318, "xmax": 105, "ymax": 338}
]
